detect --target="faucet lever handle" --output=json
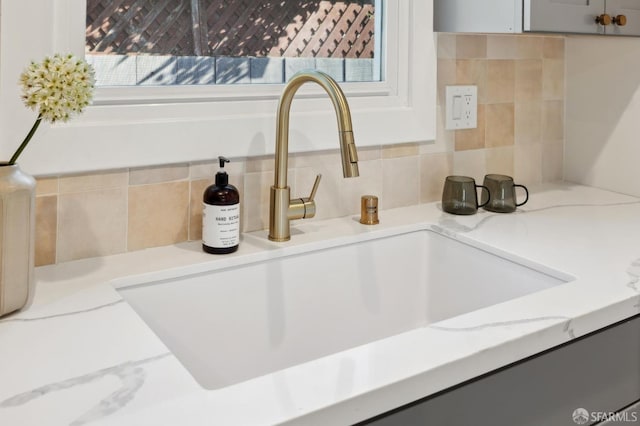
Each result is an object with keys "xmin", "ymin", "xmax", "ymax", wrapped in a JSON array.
[{"xmin": 309, "ymin": 174, "xmax": 322, "ymax": 201}]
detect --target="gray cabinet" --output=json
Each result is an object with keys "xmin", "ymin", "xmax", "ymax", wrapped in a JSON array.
[
  {"xmin": 434, "ymin": 0, "xmax": 640, "ymax": 36},
  {"xmin": 607, "ymin": 0, "xmax": 640, "ymax": 36},
  {"xmin": 526, "ymin": 0, "xmax": 605, "ymax": 34},
  {"xmin": 434, "ymin": 0, "xmax": 525, "ymax": 33},
  {"xmin": 360, "ymin": 315, "xmax": 640, "ymax": 426}
]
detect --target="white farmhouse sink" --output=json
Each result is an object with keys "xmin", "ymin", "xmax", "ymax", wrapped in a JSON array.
[{"xmin": 116, "ymin": 229, "xmax": 571, "ymax": 390}]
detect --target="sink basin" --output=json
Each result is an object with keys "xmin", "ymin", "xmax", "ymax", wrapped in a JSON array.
[{"xmin": 116, "ymin": 229, "xmax": 571, "ymax": 390}]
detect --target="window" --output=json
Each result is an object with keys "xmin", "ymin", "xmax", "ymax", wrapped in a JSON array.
[
  {"xmin": 85, "ymin": 0, "xmax": 382, "ymax": 87},
  {"xmin": 0, "ymin": 1, "xmax": 435, "ymax": 176}
]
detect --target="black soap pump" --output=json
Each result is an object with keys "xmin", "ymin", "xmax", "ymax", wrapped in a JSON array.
[{"xmin": 202, "ymin": 156, "xmax": 240, "ymax": 254}]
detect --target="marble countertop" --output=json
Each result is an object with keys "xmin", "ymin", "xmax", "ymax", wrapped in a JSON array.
[{"xmin": 1, "ymin": 182, "xmax": 639, "ymax": 426}]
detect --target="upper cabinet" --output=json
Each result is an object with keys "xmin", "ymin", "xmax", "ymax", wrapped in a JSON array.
[
  {"xmin": 607, "ymin": 0, "xmax": 640, "ymax": 35},
  {"xmin": 434, "ymin": 0, "xmax": 640, "ymax": 36},
  {"xmin": 526, "ymin": 0, "xmax": 604, "ymax": 34}
]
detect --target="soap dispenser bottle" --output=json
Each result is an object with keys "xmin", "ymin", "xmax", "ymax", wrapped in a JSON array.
[{"xmin": 202, "ymin": 156, "xmax": 240, "ymax": 254}]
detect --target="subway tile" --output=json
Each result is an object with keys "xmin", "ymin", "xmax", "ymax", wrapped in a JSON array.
[
  {"xmin": 245, "ymin": 155, "xmax": 278, "ymax": 173},
  {"xmin": 435, "ymin": 106, "xmax": 455, "ymax": 152},
  {"xmin": 290, "ymin": 150, "xmax": 342, "ymax": 172},
  {"xmin": 189, "ymin": 179, "xmax": 211, "ymax": 242},
  {"xmin": 486, "ymin": 146, "xmax": 515, "ymax": 177},
  {"xmin": 542, "ymin": 143, "xmax": 564, "ymax": 182},
  {"xmin": 437, "ymin": 33, "xmax": 457, "ymax": 59},
  {"xmin": 456, "ymin": 35, "xmax": 487, "ymax": 59},
  {"xmin": 487, "ymin": 35, "xmax": 518, "ymax": 59},
  {"xmin": 485, "ymin": 103, "xmax": 515, "ymax": 148},
  {"xmin": 242, "ymin": 171, "xmax": 273, "ymax": 232},
  {"xmin": 419, "ymin": 139, "xmax": 444, "ymax": 154},
  {"xmin": 35, "ymin": 195, "xmax": 57, "ymax": 266},
  {"xmin": 128, "ymin": 182, "xmax": 189, "ymax": 251},
  {"xmin": 291, "ymin": 148, "xmax": 379, "ymax": 180},
  {"xmin": 382, "ymin": 143, "xmax": 419, "ymax": 158},
  {"xmin": 189, "ymin": 160, "xmax": 217, "ymax": 180},
  {"xmin": 356, "ymin": 146, "xmax": 382, "ymax": 161},
  {"xmin": 129, "ymin": 164, "xmax": 189, "ymax": 185},
  {"xmin": 453, "ymin": 149, "xmax": 487, "ymax": 183},
  {"xmin": 486, "ymin": 60, "xmax": 515, "ymax": 104},
  {"xmin": 516, "ymin": 36, "xmax": 543, "ymax": 59},
  {"xmin": 515, "ymin": 59, "xmax": 543, "ymax": 101},
  {"xmin": 543, "ymin": 100, "xmax": 565, "ymax": 142},
  {"xmin": 515, "ymin": 101, "xmax": 542, "ymax": 145},
  {"xmin": 456, "ymin": 60, "xmax": 487, "ymax": 85},
  {"xmin": 225, "ymin": 159, "xmax": 246, "ymax": 178},
  {"xmin": 35, "ymin": 177, "xmax": 58, "ymax": 196},
  {"xmin": 58, "ymin": 170, "xmax": 128, "ymax": 194},
  {"xmin": 456, "ymin": 60, "xmax": 487, "ymax": 103},
  {"xmin": 420, "ymin": 152, "xmax": 453, "ymax": 203},
  {"xmin": 543, "ymin": 59, "xmax": 565, "ymax": 100},
  {"xmin": 382, "ymin": 156, "xmax": 420, "ymax": 209},
  {"xmin": 57, "ymin": 189, "xmax": 127, "ymax": 262},
  {"xmin": 438, "ymin": 59, "xmax": 457, "ymax": 106},
  {"xmin": 514, "ymin": 144, "xmax": 542, "ymax": 186},
  {"xmin": 543, "ymin": 37, "xmax": 565, "ymax": 59}
]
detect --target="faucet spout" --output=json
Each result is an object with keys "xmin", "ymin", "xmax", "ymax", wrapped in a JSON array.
[{"xmin": 269, "ymin": 70, "xmax": 360, "ymax": 242}]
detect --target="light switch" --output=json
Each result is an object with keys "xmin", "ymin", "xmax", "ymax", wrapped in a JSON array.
[
  {"xmin": 452, "ymin": 95, "xmax": 462, "ymax": 120},
  {"xmin": 445, "ymin": 85, "xmax": 478, "ymax": 130}
]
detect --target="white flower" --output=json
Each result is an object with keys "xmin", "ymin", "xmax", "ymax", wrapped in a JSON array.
[
  {"xmin": 8, "ymin": 53, "xmax": 96, "ymax": 165},
  {"xmin": 19, "ymin": 53, "xmax": 95, "ymax": 123}
]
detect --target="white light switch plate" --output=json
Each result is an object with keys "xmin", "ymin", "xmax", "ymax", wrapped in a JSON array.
[{"xmin": 445, "ymin": 85, "xmax": 477, "ymax": 130}]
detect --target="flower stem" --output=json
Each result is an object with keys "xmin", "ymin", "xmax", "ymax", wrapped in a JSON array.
[{"xmin": 8, "ymin": 116, "xmax": 42, "ymax": 165}]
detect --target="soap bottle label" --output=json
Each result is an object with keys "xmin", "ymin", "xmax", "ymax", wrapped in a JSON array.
[{"xmin": 202, "ymin": 203, "xmax": 240, "ymax": 248}]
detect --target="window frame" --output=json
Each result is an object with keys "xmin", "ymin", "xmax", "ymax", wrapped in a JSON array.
[{"xmin": 0, "ymin": 0, "xmax": 436, "ymax": 176}]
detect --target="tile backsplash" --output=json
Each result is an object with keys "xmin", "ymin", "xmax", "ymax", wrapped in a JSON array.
[
  {"xmin": 438, "ymin": 34, "xmax": 565, "ymax": 185},
  {"xmin": 34, "ymin": 33, "xmax": 565, "ymax": 266}
]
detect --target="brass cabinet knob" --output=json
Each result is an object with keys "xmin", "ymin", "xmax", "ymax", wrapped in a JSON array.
[
  {"xmin": 613, "ymin": 14, "xmax": 627, "ymax": 26},
  {"xmin": 596, "ymin": 14, "xmax": 612, "ymax": 25}
]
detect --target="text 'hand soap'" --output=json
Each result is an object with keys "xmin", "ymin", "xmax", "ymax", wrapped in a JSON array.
[{"xmin": 202, "ymin": 156, "xmax": 240, "ymax": 254}]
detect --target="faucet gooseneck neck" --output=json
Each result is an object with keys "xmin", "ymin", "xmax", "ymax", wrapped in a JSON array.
[
  {"xmin": 269, "ymin": 70, "xmax": 360, "ymax": 242},
  {"xmin": 273, "ymin": 71, "xmax": 359, "ymax": 189}
]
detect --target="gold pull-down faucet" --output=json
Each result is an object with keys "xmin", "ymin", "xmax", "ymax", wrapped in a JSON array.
[{"xmin": 268, "ymin": 71, "xmax": 360, "ymax": 242}]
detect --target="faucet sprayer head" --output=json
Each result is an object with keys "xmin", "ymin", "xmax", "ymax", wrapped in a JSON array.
[{"xmin": 340, "ymin": 129, "xmax": 359, "ymax": 178}]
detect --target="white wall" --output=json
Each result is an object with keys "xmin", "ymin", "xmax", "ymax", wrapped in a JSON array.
[{"xmin": 565, "ymin": 36, "xmax": 640, "ymax": 196}]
